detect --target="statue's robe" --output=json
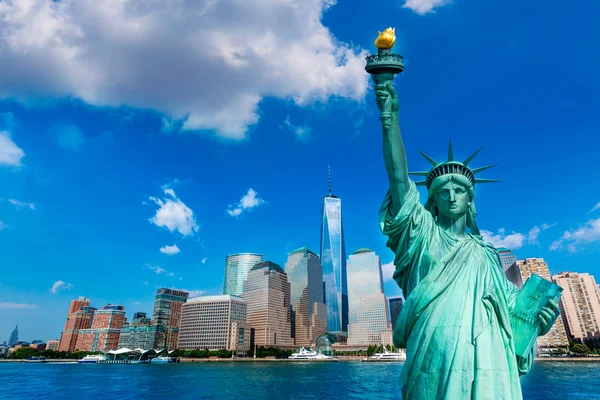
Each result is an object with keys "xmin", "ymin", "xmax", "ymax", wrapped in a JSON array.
[{"xmin": 379, "ymin": 181, "xmax": 534, "ymax": 400}]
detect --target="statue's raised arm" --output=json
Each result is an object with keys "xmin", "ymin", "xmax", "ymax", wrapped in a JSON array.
[{"xmin": 374, "ymin": 76, "xmax": 410, "ymax": 216}]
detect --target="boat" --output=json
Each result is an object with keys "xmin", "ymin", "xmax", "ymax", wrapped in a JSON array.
[
  {"xmin": 78, "ymin": 354, "xmax": 108, "ymax": 364},
  {"xmin": 365, "ymin": 348, "xmax": 406, "ymax": 361},
  {"xmin": 24, "ymin": 356, "xmax": 46, "ymax": 363},
  {"xmin": 288, "ymin": 347, "xmax": 332, "ymax": 360},
  {"xmin": 150, "ymin": 356, "xmax": 175, "ymax": 364}
]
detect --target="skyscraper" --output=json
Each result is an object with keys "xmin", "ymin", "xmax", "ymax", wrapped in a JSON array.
[
  {"xmin": 284, "ymin": 247, "xmax": 327, "ymax": 346},
  {"xmin": 76, "ymin": 304, "xmax": 126, "ymax": 352},
  {"xmin": 389, "ymin": 297, "xmax": 404, "ymax": 329},
  {"xmin": 58, "ymin": 297, "xmax": 96, "ymax": 352},
  {"xmin": 507, "ymin": 258, "xmax": 569, "ymax": 351},
  {"xmin": 151, "ymin": 288, "xmax": 189, "ymax": 350},
  {"xmin": 223, "ymin": 253, "xmax": 264, "ymax": 296},
  {"xmin": 320, "ymin": 166, "xmax": 348, "ymax": 335},
  {"xmin": 552, "ymin": 272, "xmax": 600, "ymax": 342},
  {"xmin": 7, "ymin": 324, "xmax": 18, "ymax": 347},
  {"xmin": 497, "ymin": 247, "xmax": 517, "ymax": 272},
  {"xmin": 346, "ymin": 249, "xmax": 391, "ymax": 345},
  {"xmin": 242, "ymin": 261, "xmax": 294, "ymax": 347}
]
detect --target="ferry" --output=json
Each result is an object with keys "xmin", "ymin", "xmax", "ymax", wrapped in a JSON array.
[
  {"xmin": 365, "ymin": 348, "xmax": 406, "ymax": 361},
  {"xmin": 149, "ymin": 356, "xmax": 176, "ymax": 364},
  {"xmin": 24, "ymin": 356, "xmax": 46, "ymax": 363},
  {"xmin": 288, "ymin": 347, "xmax": 332, "ymax": 360},
  {"xmin": 78, "ymin": 354, "xmax": 108, "ymax": 364}
]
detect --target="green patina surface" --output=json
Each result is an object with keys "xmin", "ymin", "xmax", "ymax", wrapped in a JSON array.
[{"xmin": 367, "ymin": 29, "xmax": 561, "ymax": 400}]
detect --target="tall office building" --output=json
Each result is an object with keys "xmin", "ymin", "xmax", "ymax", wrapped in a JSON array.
[
  {"xmin": 178, "ymin": 295, "xmax": 251, "ymax": 353},
  {"xmin": 346, "ymin": 249, "xmax": 391, "ymax": 345},
  {"xmin": 223, "ymin": 253, "xmax": 264, "ymax": 296},
  {"xmin": 507, "ymin": 259, "xmax": 569, "ymax": 350},
  {"xmin": 552, "ymin": 272, "xmax": 600, "ymax": 342},
  {"xmin": 7, "ymin": 324, "xmax": 18, "ymax": 347},
  {"xmin": 284, "ymin": 247, "xmax": 327, "ymax": 346},
  {"xmin": 497, "ymin": 247, "xmax": 517, "ymax": 272},
  {"xmin": 151, "ymin": 288, "xmax": 189, "ymax": 350},
  {"xmin": 76, "ymin": 304, "xmax": 126, "ymax": 351},
  {"xmin": 118, "ymin": 324, "xmax": 167, "ymax": 350},
  {"xmin": 58, "ymin": 297, "xmax": 96, "ymax": 352},
  {"xmin": 320, "ymin": 167, "xmax": 348, "ymax": 335},
  {"xmin": 242, "ymin": 261, "xmax": 294, "ymax": 347},
  {"xmin": 389, "ymin": 297, "xmax": 404, "ymax": 329}
]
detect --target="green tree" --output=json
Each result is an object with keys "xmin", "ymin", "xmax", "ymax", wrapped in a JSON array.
[{"xmin": 571, "ymin": 343, "xmax": 590, "ymax": 355}]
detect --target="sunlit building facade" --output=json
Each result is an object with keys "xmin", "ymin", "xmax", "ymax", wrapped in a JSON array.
[
  {"xmin": 58, "ymin": 297, "xmax": 96, "ymax": 352},
  {"xmin": 223, "ymin": 253, "xmax": 264, "ymax": 296},
  {"xmin": 320, "ymin": 192, "xmax": 348, "ymax": 335},
  {"xmin": 76, "ymin": 305, "xmax": 126, "ymax": 352},
  {"xmin": 497, "ymin": 247, "xmax": 517, "ymax": 272},
  {"xmin": 151, "ymin": 288, "xmax": 189, "ymax": 350},
  {"xmin": 346, "ymin": 249, "xmax": 391, "ymax": 345}
]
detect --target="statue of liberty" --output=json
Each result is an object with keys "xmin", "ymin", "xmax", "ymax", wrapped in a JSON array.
[{"xmin": 369, "ymin": 29, "xmax": 561, "ymax": 400}]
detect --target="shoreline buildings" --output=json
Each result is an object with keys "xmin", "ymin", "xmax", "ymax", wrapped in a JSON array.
[
  {"xmin": 552, "ymin": 272, "xmax": 600, "ymax": 346},
  {"xmin": 58, "ymin": 297, "xmax": 96, "ymax": 352},
  {"xmin": 178, "ymin": 295, "xmax": 250, "ymax": 354},
  {"xmin": 223, "ymin": 253, "xmax": 264, "ymax": 296},
  {"xmin": 8, "ymin": 324, "xmax": 18, "ymax": 347},
  {"xmin": 151, "ymin": 288, "xmax": 189, "ymax": 350},
  {"xmin": 242, "ymin": 261, "xmax": 294, "ymax": 347},
  {"xmin": 346, "ymin": 249, "xmax": 391, "ymax": 345},
  {"xmin": 76, "ymin": 304, "xmax": 125, "ymax": 352},
  {"xmin": 284, "ymin": 247, "xmax": 327, "ymax": 347},
  {"xmin": 320, "ymin": 167, "xmax": 348, "ymax": 336},
  {"xmin": 505, "ymin": 258, "xmax": 569, "ymax": 351}
]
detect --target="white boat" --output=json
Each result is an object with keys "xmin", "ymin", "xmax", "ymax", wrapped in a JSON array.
[
  {"xmin": 288, "ymin": 347, "xmax": 332, "ymax": 360},
  {"xmin": 368, "ymin": 348, "xmax": 406, "ymax": 361},
  {"xmin": 24, "ymin": 356, "xmax": 46, "ymax": 363},
  {"xmin": 78, "ymin": 354, "xmax": 108, "ymax": 364},
  {"xmin": 150, "ymin": 356, "xmax": 175, "ymax": 364}
]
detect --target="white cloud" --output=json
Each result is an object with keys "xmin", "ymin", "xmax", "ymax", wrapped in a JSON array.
[
  {"xmin": 0, "ymin": 0, "xmax": 368, "ymax": 139},
  {"xmin": 149, "ymin": 188, "xmax": 199, "ymax": 236},
  {"xmin": 481, "ymin": 228, "xmax": 526, "ymax": 250},
  {"xmin": 8, "ymin": 199, "xmax": 35, "ymax": 210},
  {"xmin": 0, "ymin": 302, "xmax": 37, "ymax": 309},
  {"xmin": 381, "ymin": 261, "xmax": 395, "ymax": 282},
  {"xmin": 133, "ymin": 301, "xmax": 141, "ymax": 305},
  {"xmin": 167, "ymin": 272, "xmax": 174, "ymax": 277},
  {"xmin": 141, "ymin": 280, "xmax": 149, "ymax": 285},
  {"xmin": 282, "ymin": 116, "xmax": 312, "ymax": 141},
  {"xmin": 51, "ymin": 280, "xmax": 73, "ymax": 294},
  {"xmin": 188, "ymin": 290, "xmax": 205, "ymax": 298},
  {"xmin": 147, "ymin": 265, "xmax": 166, "ymax": 274},
  {"xmin": 550, "ymin": 217, "xmax": 600, "ymax": 253},
  {"xmin": 227, "ymin": 188, "xmax": 265, "ymax": 217},
  {"xmin": 159, "ymin": 244, "xmax": 180, "ymax": 255},
  {"xmin": 201, "ymin": 257, "xmax": 208, "ymax": 264},
  {"xmin": 0, "ymin": 131, "xmax": 25, "ymax": 167},
  {"xmin": 591, "ymin": 202, "xmax": 600, "ymax": 213},
  {"xmin": 403, "ymin": 0, "xmax": 451, "ymax": 14}
]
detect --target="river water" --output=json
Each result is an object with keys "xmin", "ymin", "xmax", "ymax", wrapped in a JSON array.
[{"xmin": 1, "ymin": 361, "xmax": 599, "ymax": 399}]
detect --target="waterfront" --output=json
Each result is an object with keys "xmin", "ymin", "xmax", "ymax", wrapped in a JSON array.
[{"xmin": 1, "ymin": 362, "xmax": 600, "ymax": 399}]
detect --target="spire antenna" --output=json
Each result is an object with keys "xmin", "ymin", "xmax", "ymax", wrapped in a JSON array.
[{"xmin": 328, "ymin": 165, "xmax": 332, "ymax": 195}]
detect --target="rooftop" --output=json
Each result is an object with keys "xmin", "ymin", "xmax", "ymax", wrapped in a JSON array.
[
  {"xmin": 353, "ymin": 248, "xmax": 374, "ymax": 255},
  {"xmin": 186, "ymin": 295, "xmax": 245, "ymax": 304},
  {"xmin": 251, "ymin": 260, "xmax": 283, "ymax": 272},
  {"xmin": 289, "ymin": 247, "xmax": 318, "ymax": 257}
]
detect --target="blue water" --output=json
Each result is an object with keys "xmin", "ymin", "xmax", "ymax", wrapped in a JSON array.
[{"xmin": 1, "ymin": 361, "xmax": 599, "ymax": 399}]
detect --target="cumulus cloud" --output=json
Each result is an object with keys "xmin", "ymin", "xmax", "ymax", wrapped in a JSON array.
[
  {"xmin": 550, "ymin": 217, "xmax": 600, "ymax": 253},
  {"xmin": 482, "ymin": 223, "xmax": 555, "ymax": 249},
  {"xmin": 0, "ymin": 302, "xmax": 37, "ymax": 309},
  {"xmin": 403, "ymin": 0, "xmax": 451, "ymax": 14},
  {"xmin": 227, "ymin": 188, "xmax": 265, "ymax": 217},
  {"xmin": 159, "ymin": 244, "xmax": 180, "ymax": 255},
  {"xmin": 0, "ymin": 131, "xmax": 25, "ymax": 167},
  {"xmin": 51, "ymin": 280, "xmax": 73, "ymax": 294},
  {"xmin": 147, "ymin": 265, "xmax": 166, "ymax": 274},
  {"xmin": 282, "ymin": 116, "xmax": 312, "ymax": 141},
  {"xmin": 149, "ymin": 188, "xmax": 199, "ymax": 236},
  {"xmin": 8, "ymin": 199, "xmax": 35, "ymax": 210},
  {"xmin": 188, "ymin": 289, "xmax": 205, "ymax": 298},
  {"xmin": 201, "ymin": 257, "xmax": 208, "ymax": 264},
  {"xmin": 381, "ymin": 261, "xmax": 395, "ymax": 282},
  {"xmin": 0, "ymin": 0, "xmax": 368, "ymax": 139}
]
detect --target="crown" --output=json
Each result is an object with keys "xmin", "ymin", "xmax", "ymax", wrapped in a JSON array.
[{"xmin": 409, "ymin": 140, "xmax": 500, "ymax": 190}]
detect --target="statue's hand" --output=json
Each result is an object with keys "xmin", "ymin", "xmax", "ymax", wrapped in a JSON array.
[
  {"xmin": 538, "ymin": 299, "xmax": 560, "ymax": 336},
  {"xmin": 375, "ymin": 81, "xmax": 399, "ymax": 114}
]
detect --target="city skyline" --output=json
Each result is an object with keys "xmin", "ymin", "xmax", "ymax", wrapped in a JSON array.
[{"xmin": 2, "ymin": 0, "xmax": 600, "ymax": 342}]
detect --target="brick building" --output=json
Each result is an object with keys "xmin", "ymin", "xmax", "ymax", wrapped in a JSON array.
[{"xmin": 75, "ymin": 305, "xmax": 125, "ymax": 352}]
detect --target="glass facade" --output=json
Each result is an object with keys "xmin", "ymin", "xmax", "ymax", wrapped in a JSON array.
[
  {"xmin": 152, "ymin": 288, "xmax": 189, "ymax": 350},
  {"xmin": 223, "ymin": 253, "xmax": 264, "ymax": 296},
  {"xmin": 389, "ymin": 297, "xmax": 404, "ymax": 330},
  {"xmin": 320, "ymin": 195, "xmax": 348, "ymax": 335},
  {"xmin": 346, "ymin": 249, "xmax": 391, "ymax": 345},
  {"xmin": 497, "ymin": 247, "xmax": 517, "ymax": 271}
]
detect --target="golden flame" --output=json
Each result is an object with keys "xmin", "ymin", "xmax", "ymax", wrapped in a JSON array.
[{"xmin": 375, "ymin": 27, "xmax": 396, "ymax": 50}]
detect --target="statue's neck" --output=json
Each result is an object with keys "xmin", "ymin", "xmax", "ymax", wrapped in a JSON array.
[{"xmin": 437, "ymin": 214, "xmax": 468, "ymax": 238}]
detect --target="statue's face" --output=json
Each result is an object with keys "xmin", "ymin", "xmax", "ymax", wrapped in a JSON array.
[{"xmin": 434, "ymin": 181, "xmax": 470, "ymax": 219}]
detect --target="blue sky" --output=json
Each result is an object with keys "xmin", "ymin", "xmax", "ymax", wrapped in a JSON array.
[{"xmin": 1, "ymin": 0, "xmax": 599, "ymax": 342}]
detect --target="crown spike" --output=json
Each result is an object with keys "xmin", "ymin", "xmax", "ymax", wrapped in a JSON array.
[
  {"xmin": 448, "ymin": 139, "xmax": 454, "ymax": 161},
  {"xmin": 415, "ymin": 180, "xmax": 428, "ymax": 186},
  {"xmin": 463, "ymin": 147, "xmax": 483, "ymax": 166},
  {"xmin": 408, "ymin": 171, "xmax": 430, "ymax": 177},
  {"xmin": 472, "ymin": 164, "xmax": 498, "ymax": 174},
  {"xmin": 418, "ymin": 150, "xmax": 438, "ymax": 167},
  {"xmin": 474, "ymin": 178, "xmax": 501, "ymax": 184}
]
